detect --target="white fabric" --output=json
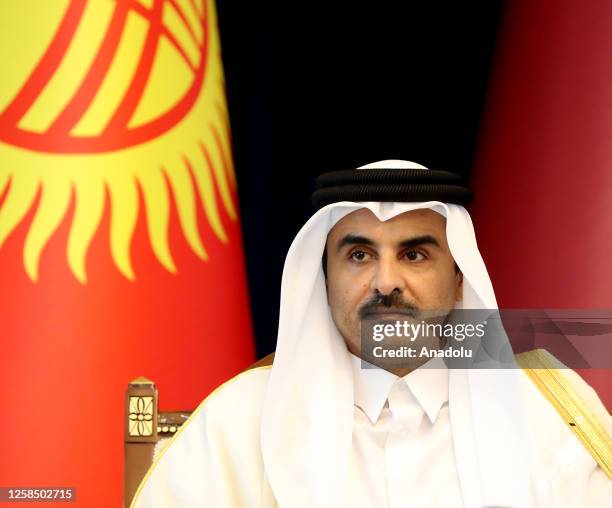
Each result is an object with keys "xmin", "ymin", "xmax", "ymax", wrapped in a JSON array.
[
  {"xmin": 349, "ymin": 352, "xmax": 463, "ymax": 508},
  {"xmin": 357, "ymin": 159, "xmax": 428, "ymax": 170}
]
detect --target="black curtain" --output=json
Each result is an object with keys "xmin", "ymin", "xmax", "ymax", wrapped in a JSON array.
[{"xmin": 216, "ymin": 2, "xmax": 504, "ymax": 356}]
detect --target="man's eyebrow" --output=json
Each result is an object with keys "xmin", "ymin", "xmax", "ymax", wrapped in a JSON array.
[
  {"xmin": 336, "ymin": 234, "xmax": 374, "ymax": 252},
  {"xmin": 335, "ymin": 233, "xmax": 441, "ymax": 252},
  {"xmin": 399, "ymin": 234, "xmax": 441, "ymax": 250}
]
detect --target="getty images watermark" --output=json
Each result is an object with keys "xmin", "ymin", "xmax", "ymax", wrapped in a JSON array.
[
  {"xmin": 371, "ymin": 319, "xmax": 486, "ymax": 353},
  {"xmin": 360, "ymin": 309, "xmax": 488, "ymax": 371},
  {"xmin": 359, "ymin": 309, "xmax": 612, "ymax": 370}
]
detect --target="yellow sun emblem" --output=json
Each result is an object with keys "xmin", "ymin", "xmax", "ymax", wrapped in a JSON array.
[{"xmin": 0, "ymin": 0, "xmax": 236, "ymax": 283}]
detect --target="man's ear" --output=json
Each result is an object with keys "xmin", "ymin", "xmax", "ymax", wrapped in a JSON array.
[
  {"xmin": 322, "ymin": 242, "xmax": 330, "ymax": 304},
  {"xmin": 455, "ymin": 270, "xmax": 463, "ymax": 302}
]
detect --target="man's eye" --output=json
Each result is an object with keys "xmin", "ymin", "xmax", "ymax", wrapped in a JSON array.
[
  {"xmin": 405, "ymin": 250, "xmax": 426, "ymax": 261},
  {"xmin": 349, "ymin": 250, "xmax": 371, "ymax": 262}
]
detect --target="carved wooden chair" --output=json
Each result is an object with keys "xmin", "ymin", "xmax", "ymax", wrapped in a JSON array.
[{"xmin": 123, "ymin": 353, "xmax": 275, "ymax": 507}]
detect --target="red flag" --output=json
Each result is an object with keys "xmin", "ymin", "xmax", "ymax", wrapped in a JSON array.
[
  {"xmin": 472, "ymin": 0, "xmax": 612, "ymax": 409},
  {"xmin": 0, "ymin": 0, "xmax": 255, "ymax": 505}
]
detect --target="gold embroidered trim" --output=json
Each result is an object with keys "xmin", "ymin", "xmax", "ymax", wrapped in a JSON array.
[{"xmin": 515, "ymin": 349, "xmax": 612, "ymax": 479}]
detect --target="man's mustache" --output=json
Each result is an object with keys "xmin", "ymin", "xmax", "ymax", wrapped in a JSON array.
[{"xmin": 358, "ymin": 292, "xmax": 419, "ymax": 319}]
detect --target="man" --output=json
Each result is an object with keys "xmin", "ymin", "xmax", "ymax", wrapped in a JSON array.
[{"xmin": 132, "ymin": 160, "xmax": 611, "ymax": 507}]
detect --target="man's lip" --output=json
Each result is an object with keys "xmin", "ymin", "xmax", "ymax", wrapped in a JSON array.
[{"xmin": 362, "ymin": 310, "xmax": 416, "ymax": 319}]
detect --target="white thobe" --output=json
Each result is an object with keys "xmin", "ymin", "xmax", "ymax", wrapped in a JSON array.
[
  {"xmin": 348, "ymin": 353, "xmax": 462, "ymax": 508},
  {"xmin": 131, "ymin": 356, "xmax": 611, "ymax": 507}
]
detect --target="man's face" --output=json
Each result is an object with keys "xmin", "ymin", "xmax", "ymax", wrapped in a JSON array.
[{"xmin": 325, "ymin": 208, "xmax": 463, "ymax": 356}]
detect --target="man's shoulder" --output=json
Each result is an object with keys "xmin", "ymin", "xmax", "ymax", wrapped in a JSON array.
[
  {"xmin": 194, "ymin": 365, "xmax": 272, "ymax": 425},
  {"xmin": 515, "ymin": 349, "xmax": 611, "ymax": 434},
  {"xmin": 515, "ymin": 350, "xmax": 611, "ymax": 479},
  {"xmin": 130, "ymin": 368, "xmax": 273, "ymax": 507},
  {"xmin": 154, "ymin": 366, "xmax": 271, "ymax": 466}
]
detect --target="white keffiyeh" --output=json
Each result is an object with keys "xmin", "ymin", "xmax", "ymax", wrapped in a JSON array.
[{"xmin": 261, "ymin": 160, "xmax": 533, "ymax": 508}]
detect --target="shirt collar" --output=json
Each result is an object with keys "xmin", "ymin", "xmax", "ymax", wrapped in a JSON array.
[{"xmin": 349, "ymin": 352, "xmax": 449, "ymax": 425}]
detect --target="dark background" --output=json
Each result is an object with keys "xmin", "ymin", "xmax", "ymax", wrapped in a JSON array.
[{"xmin": 216, "ymin": 2, "xmax": 505, "ymax": 356}]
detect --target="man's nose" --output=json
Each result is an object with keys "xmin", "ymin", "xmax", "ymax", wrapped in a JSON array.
[{"xmin": 370, "ymin": 257, "xmax": 406, "ymax": 295}]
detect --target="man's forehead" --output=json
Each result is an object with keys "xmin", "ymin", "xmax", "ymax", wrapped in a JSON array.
[{"xmin": 327, "ymin": 208, "xmax": 447, "ymax": 241}]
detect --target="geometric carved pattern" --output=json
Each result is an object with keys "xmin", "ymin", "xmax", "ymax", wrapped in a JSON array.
[{"xmin": 128, "ymin": 396, "xmax": 154, "ymax": 437}]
